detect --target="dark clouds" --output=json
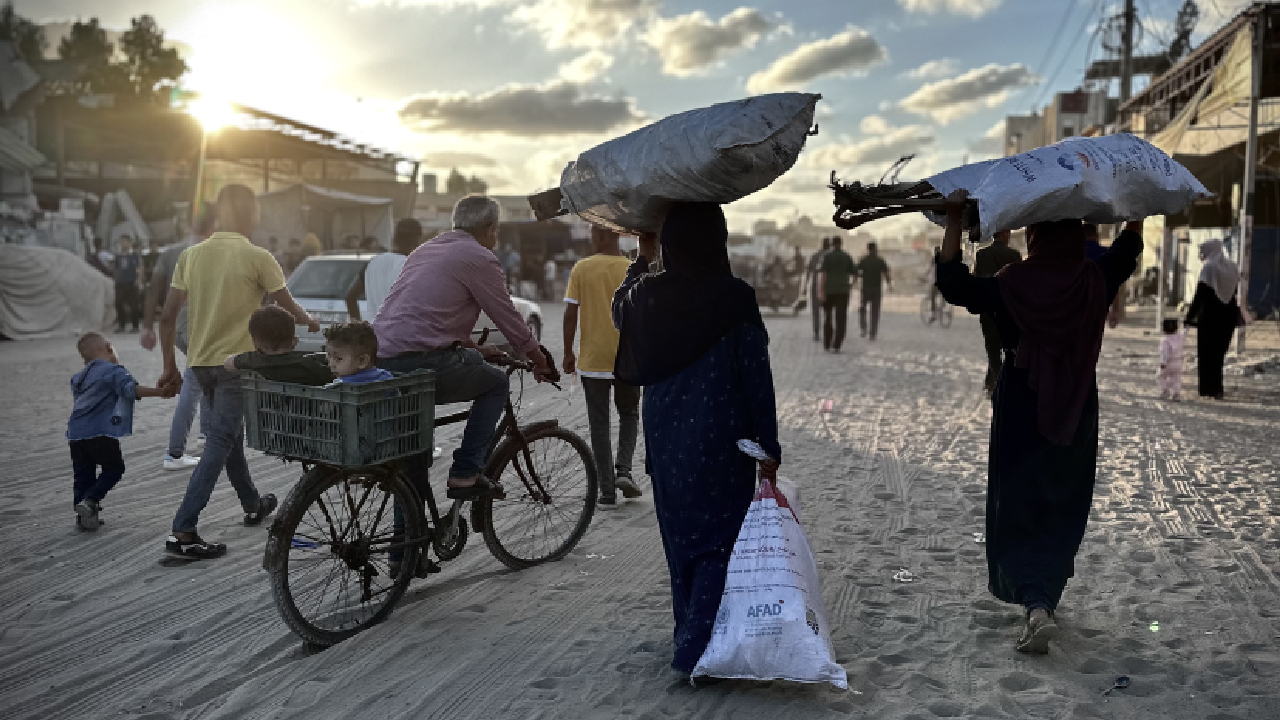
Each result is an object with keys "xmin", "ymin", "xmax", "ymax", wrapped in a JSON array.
[{"xmin": 399, "ymin": 80, "xmax": 644, "ymax": 136}]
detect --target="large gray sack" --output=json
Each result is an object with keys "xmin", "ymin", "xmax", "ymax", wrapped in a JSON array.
[{"xmin": 559, "ymin": 93, "xmax": 821, "ymax": 233}]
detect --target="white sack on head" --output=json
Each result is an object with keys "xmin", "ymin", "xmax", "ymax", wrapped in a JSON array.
[
  {"xmin": 925, "ymin": 134, "xmax": 1212, "ymax": 238},
  {"xmin": 559, "ymin": 93, "xmax": 821, "ymax": 234}
]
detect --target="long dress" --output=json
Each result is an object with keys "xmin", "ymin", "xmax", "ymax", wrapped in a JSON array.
[
  {"xmin": 935, "ymin": 231, "xmax": 1141, "ymax": 611},
  {"xmin": 640, "ymin": 322, "xmax": 781, "ymax": 673},
  {"xmin": 1185, "ymin": 282, "xmax": 1239, "ymax": 397}
]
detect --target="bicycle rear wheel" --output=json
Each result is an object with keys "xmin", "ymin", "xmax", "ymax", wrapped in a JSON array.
[
  {"xmin": 476, "ymin": 426, "xmax": 597, "ymax": 570},
  {"xmin": 939, "ymin": 303, "xmax": 954, "ymax": 328},
  {"xmin": 265, "ymin": 465, "xmax": 424, "ymax": 646}
]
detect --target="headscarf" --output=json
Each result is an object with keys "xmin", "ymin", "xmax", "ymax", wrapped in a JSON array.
[
  {"xmin": 996, "ymin": 219, "xmax": 1108, "ymax": 446},
  {"xmin": 614, "ymin": 202, "xmax": 764, "ymax": 387},
  {"xmin": 1198, "ymin": 239, "xmax": 1239, "ymax": 304},
  {"xmin": 302, "ymin": 233, "xmax": 323, "ymax": 257}
]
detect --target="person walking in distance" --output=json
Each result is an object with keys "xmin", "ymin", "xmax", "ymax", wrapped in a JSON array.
[
  {"xmin": 935, "ymin": 188, "xmax": 1143, "ymax": 654},
  {"xmin": 141, "ymin": 212, "xmax": 215, "ymax": 470},
  {"xmin": 817, "ymin": 237, "xmax": 855, "ymax": 352},
  {"xmin": 805, "ymin": 238, "xmax": 831, "ymax": 341},
  {"xmin": 1184, "ymin": 239, "xmax": 1241, "ymax": 399},
  {"xmin": 975, "ymin": 230, "xmax": 1022, "ymax": 395},
  {"xmin": 113, "ymin": 237, "xmax": 143, "ymax": 333},
  {"xmin": 158, "ymin": 184, "xmax": 320, "ymax": 559},
  {"xmin": 563, "ymin": 226, "xmax": 644, "ymax": 510},
  {"xmin": 856, "ymin": 242, "xmax": 892, "ymax": 341},
  {"xmin": 346, "ymin": 218, "xmax": 426, "ymax": 322}
]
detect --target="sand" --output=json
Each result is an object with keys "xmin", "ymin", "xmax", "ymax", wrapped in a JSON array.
[{"xmin": 1, "ymin": 299, "xmax": 1278, "ymax": 720}]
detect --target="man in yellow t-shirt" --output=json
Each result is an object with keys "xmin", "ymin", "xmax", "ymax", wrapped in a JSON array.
[
  {"xmin": 158, "ymin": 184, "xmax": 319, "ymax": 559},
  {"xmin": 563, "ymin": 227, "xmax": 643, "ymax": 509}
]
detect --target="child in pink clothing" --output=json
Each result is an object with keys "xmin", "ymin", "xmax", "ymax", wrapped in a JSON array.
[{"xmin": 1158, "ymin": 318, "xmax": 1186, "ymax": 401}]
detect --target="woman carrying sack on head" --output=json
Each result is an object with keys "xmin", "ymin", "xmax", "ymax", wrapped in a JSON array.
[
  {"xmin": 934, "ymin": 190, "xmax": 1143, "ymax": 654},
  {"xmin": 612, "ymin": 201, "xmax": 781, "ymax": 678},
  {"xmin": 1184, "ymin": 239, "xmax": 1241, "ymax": 400}
]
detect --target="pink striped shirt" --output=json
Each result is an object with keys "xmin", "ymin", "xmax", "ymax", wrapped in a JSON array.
[{"xmin": 373, "ymin": 230, "xmax": 538, "ymax": 357}]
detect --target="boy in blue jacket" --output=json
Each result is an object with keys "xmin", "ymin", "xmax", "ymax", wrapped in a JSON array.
[{"xmin": 68, "ymin": 333, "xmax": 173, "ymax": 530}]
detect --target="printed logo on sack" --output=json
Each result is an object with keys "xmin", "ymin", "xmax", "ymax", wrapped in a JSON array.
[
  {"xmin": 111, "ymin": 415, "xmax": 122, "ymax": 425},
  {"xmin": 806, "ymin": 606, "xmax": 820, "ymax": 635},
  {"xmin": 715, "ymin": 604, "xmax": 730, "ymax": 628},
  {"xmin": 747, "ymin": 603, "xmax": 784, "ymax": 618},
  {"xmin": 1058, "ymin": 152, "xmax": 1091, "ymax": 171}
]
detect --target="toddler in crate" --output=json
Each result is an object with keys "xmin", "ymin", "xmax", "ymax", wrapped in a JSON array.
[
  {"xmin": 224, "ymin": 305, "xmax": 333, "ymax": 385},
  {"xmin": 68, "ymin": 333, "xmax": 175, "ymax": 531},
  {"xmin": 323, "ymin": 322, "xmax": 394, "ymax": 385},
  {"xmin": 1157, "ymin": 317, "xmax": 1186, "ymax": 401}
]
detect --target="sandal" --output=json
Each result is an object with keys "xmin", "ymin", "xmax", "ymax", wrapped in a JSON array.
[
  {"xmin": 446, "ymin": 475, "xmax": 505, "ymax": 500},
  {"xmin": 1016, "ymin": 608, "xmax": 1058, "ymax": 654}
]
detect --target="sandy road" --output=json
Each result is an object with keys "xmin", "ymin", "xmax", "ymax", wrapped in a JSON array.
[{"xmin": 1, "ymin": 299, "xmax": 1278, "ymax": 720}]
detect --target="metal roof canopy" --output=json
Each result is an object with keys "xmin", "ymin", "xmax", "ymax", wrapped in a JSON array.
[
  {"xmin": 1119, "ymin": 3, "xmax": 1280, "ymax": 127},
  {"xmin": 40, "ymin": 97, "xmax": 414, "ymax": 173}
]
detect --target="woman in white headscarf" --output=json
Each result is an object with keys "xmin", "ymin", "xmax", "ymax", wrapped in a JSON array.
[{"xmin": 1184, "ymin": 239, "xmax": 1240, "ymax": 399}]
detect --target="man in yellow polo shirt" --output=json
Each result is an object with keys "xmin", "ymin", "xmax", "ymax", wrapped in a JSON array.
[
  {"xmin": 563, "ymin": 226, "xmax": 643, "ymax": 510},
  {"xmin": 158, "ymin": 184, "xmax": 318, "ymax": 559}
]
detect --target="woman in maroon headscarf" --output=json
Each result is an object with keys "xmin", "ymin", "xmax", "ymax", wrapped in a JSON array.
[{"xmin": 935, "ymin": 189, "xmax": 1142, "ymax": 654}]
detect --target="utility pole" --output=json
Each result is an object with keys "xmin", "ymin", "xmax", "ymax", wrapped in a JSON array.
[
  {"xmin": 1120, "ymin": 0, "xmax": 1136, "ymax": 103},
  {"xmin": 1237, "ymin": 10, "xmax": 1264, "ymax": 355}
]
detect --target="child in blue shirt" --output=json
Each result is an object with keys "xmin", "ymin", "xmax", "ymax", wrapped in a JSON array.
[
  {"xmin": 323, "ymin": 321, "xmax": 394, "ymax": 385},
  {"xmin": 68, "ymin": 333, "xmax": 173, "ymax": 530}
]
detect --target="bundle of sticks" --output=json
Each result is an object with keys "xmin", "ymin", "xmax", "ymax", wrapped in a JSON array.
[{"xmin": 828, "ymin": 156, "xmax": 980, "ymax": 239}]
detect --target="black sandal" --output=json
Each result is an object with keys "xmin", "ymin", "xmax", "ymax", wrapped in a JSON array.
[{"xmin": 446, "ymin": 475, "xmax": 505, "ymax": 500}]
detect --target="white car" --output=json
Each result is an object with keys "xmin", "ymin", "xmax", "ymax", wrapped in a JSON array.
[{"xmin": 287, "ymin": 254, "xmax": 544, "ymax": 353}]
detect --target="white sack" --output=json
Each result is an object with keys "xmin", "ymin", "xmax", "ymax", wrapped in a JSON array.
[
  {"xmin": 692, "ymin": 479, "xmax": 846, "ymax": 688},
  {"xmin": 559, "ymin": 93, "xmax": 821, "ymax": 234},
  {"xmin": 926, "ymin": 134, "xmax": 1212, "ymax": 239}
]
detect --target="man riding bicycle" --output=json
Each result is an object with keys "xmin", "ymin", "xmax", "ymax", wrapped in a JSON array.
[{"xmin": 373, "ymin": 195, "xmax": 555, "ymax": 499}]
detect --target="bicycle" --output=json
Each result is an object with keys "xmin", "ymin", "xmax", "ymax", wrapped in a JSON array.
[
  {"xmin": 252, "ymin": 353, "xmax": 597, "ymax": 646},
  {"xmin": 919, "ymin": 292, "xmax": 953, "ymax": 328}
]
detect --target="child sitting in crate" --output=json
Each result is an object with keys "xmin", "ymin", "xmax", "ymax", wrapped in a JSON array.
[
  {"xmin": 68, "ymin": 333, "xmax": 175, "ymax": 531},
  {"xmin": 323, "ymin": 322, "xmax": 394, "ymax": 384},
  {"xmin": 223, "ymin": 306, "xmax": 333, "ymax": 385}
]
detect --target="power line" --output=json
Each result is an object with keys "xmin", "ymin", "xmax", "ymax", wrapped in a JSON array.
[
  {"xmin": 1030, "ymin": 0, "xmax": 1103, "ymax": 112},
  {"xmin": 1016, "ymin": 0, "xmax": 1084, "ymax": 105}
]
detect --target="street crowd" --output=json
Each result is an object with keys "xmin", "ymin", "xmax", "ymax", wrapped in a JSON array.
[{"xmin": 66, "ymin": 181, "xmax": 1245, "ymax": 674}]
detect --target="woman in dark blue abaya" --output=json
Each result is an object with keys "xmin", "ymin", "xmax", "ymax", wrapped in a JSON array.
[
  {"xmin": 612, "ymin": 202, "xmax": 781, "ymax": 676},
  {"xmin": 934, "ymin": 190, "xmax": 1142, "ymax": 654}
]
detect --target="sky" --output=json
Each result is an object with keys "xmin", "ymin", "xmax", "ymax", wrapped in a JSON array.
[{"xmin": 16, "ymin": 0, "xmax": 1254, "ymax": 235}]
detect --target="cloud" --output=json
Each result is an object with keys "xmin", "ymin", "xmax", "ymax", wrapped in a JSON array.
[
  {"xmin": 859, "ymin": 114, "xmax": 891, "ymax": 134},
  {"xmin": 558, "ymin": 49, "xmax": 614, "ymax": 82},
  {"xmin": 811, "ymin": 122, "xmax": 935, "ymax": 169},
  {"xmin": 747, "ymin": 27, "xmax": 887, "ymax": 93},
  {"xmin": 905, "ymin": 58, "xmax": 958, "ymax": 79},
  {"xmin": 399, "ymin": 81, "xmax": 645, "ymax": 136},
  {"xmin": 899, "ymin": 63, "xmax": 1038, "ymax": 124},
  {"xmin": 511, "ymin": 0, "xmax": 658, "ymax": 49},
  {"xmin": 644, "ymin": 7, "xmax": 775, "ymax": 77},
  {"xmin": 897, "ymin": 0, "xmax": 1002, "ymax": 18},
  {"xmin": 966, "ymin": 119, "xmax": 1005, "ymax": 157},
  {"xmin": 421, "ymin": 151, "xmax": 500, "ymax": 168}
]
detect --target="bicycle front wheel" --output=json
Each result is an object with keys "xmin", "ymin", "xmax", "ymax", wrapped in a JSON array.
[
  {"xmin": 476, "ymin": 426, "xmax": 597, "ymax": 570},
  {"xmin": 919, "ymin": 295, "xmax": 933, "ymax": 325},
  {"xmin": 265, "ymin": 466, "xmax": 424, "ymax": 646},
  {"xmin": 939, "ymin": 303, "xmax": 954, "ymax": 328}
]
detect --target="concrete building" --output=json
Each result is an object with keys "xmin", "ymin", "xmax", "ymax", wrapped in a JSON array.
[{"xmin": 1004, "ymin": 90, "xmax": 1117, "ymax": 156}]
